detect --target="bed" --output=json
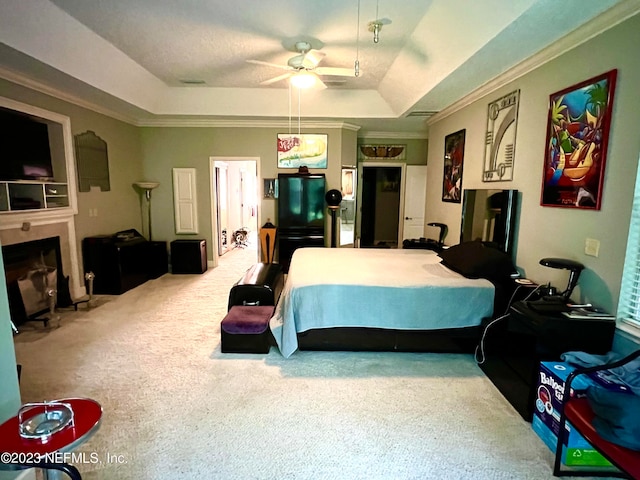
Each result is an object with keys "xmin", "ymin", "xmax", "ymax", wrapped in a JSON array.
[{"xmin": 269, "ymin": 242, "xmax": 516, "ymax": 357}]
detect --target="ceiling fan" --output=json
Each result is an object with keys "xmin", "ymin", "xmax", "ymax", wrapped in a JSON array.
[{"xmin": 247, "ymin": 41, "xmax": 358, "ymax": 88}]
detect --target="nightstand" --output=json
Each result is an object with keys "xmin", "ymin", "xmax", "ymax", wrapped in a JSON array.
[{"xmin": 479, "ymin": 300, "xmax": 616, "ymax": 421}]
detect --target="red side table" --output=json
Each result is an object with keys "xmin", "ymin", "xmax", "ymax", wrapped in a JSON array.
[{"xmin": 0, "ymin": 397, "xmax": 102, "ymax": 479}]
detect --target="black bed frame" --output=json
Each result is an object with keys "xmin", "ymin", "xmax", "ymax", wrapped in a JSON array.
[
  {"xmin": 294, "ymin": 276, "xmax": 515, "ymax": 354},
  {"xmin": 297, "ymin": 326, "xmax": 481, "ymax": 353}
]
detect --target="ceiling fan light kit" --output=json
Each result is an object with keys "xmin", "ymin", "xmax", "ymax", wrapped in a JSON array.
[
  {"xmin": 247, "ymin": 37, "xmax": 359, "ymax": 88},
  {"xmin": 290, "ymin": 70, "xmax": 317, "ymax": 89}
]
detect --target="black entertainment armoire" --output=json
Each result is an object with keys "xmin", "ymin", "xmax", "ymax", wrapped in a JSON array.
[{"xmin": 277, "ymin": 172, "xmax": 326, "ymax": 272}]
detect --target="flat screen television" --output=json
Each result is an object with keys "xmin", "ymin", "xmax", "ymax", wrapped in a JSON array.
[
  {"xmin": 460, "ymin": 189, "xmax": 518, "ymax": 256},
  {"xmin": 0, "ymin": 107, "xmax": 54, "ymax": 181},
  {"xmin": 277, "ymin": 173, "xmax": 326, "ymax": 230}
]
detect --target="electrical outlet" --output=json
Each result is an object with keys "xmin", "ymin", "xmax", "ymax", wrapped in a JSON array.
[{"xmin": 585, "ymin": 238, "xmax": 600, "ymax": 257}]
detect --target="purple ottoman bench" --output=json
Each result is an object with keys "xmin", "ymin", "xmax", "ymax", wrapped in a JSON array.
[{"xmin": 221, "ymin": 305, "xmax": 274, "ymax": 353}]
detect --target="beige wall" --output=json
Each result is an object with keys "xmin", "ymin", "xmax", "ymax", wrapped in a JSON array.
[
  {"xmin": 139, "ymin": 126, "xmax": 354, "ymax": 255},
  {"xmin": 425, "ymin": 13, "xmax": 640, "ymax": 315}
]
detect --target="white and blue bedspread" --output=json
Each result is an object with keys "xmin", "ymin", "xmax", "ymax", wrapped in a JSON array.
[{"xmin": 270, "ymin": 248, "xmax": 494, "ymax": 357}]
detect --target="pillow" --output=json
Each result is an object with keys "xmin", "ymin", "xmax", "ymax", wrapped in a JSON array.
[
  {"xmin": 586, "ymin": 386, "xmax": 640, "ymax": 451},
  {"xmin": 437, "ymin": 241, "xmax": 515, "ymax": 281}
]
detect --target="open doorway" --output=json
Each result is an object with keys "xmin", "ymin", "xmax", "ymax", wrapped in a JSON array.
[
  {"xmin": 358, "ymin": 164, "xmax": 405, "ymax": 248},
  {"xmin": 210, "ymin": 157, "xmax": 259, "ymax": 263}
]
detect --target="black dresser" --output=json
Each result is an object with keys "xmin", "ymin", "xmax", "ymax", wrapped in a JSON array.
[
  {"xmin": 479, "ymin": 300, "xmax": 616, "ymax": 421},
  {"xmin": 82, "ymin": 229, "xmax": 168, "ymax": 294}
]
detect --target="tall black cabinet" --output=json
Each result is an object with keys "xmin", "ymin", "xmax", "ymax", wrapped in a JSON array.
[{"xmin": 277, "ymin": 172, "xmax": 326, "ymax": 272}]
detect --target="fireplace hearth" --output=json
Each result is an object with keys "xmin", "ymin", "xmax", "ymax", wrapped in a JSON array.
[{"xmin": 2, "ymin": 236, "xmax": 72, "ymax": 326}]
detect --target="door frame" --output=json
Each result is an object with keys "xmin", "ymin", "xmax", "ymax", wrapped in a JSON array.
[
  {"xmin": 209, "ymin": 156, "xmax": 261, "ymax": 268},
  {"xmin": 214, "ymin": 161, "xmax": 229, "ymax": 256},
  {"xmin": 356, "ymin": 161, "xmax": 407, "ymax": 247}
]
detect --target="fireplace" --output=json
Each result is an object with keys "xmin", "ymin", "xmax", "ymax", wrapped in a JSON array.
[
  {"xmin": 2, "ymin": 237, "xmax": 71, "ymax": 326},
  {"xmin": 0, "ymin": 97, "xmax": 83, "ymax": 307}
]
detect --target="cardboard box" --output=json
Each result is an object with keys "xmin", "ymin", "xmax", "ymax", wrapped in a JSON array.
[{"xmin": 532, "ymin": 362, "xmax": 612, "ymax": 467}]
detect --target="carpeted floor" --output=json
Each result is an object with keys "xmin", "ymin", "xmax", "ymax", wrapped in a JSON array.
[{"xmin": 11, "ymin": 243, "xmax": 615, "ymax": 479}]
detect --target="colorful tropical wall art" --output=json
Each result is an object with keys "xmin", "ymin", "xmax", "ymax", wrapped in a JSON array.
[{"xmin": 541, "ymin": 69, "xmax": 617, "ymax": 209}]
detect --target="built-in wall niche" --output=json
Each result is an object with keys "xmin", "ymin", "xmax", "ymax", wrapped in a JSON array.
[{"xmin": 0, "ymin": 97, "xmax": 77, "ymax": 214}]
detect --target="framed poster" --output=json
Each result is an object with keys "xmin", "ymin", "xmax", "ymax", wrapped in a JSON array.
[
  {"xmin": 358, "ymin": 144, "xmax": 406, "ymax": 161},
  {"xmin": 277, "ymin": 134, "xmax": 328, "ymax": 168},
  {"xmin": 442, "ymin": 129, "xmax": 466, "ymax": 203},
  {"xmin": 483, "ymin": 90, "xmax": 520, "ymax": 182},
  {"xmin": 541, "ymin": 69, "xmax": 617, "ymax": 209},
  {"xmin": 263, "ymin": 178, "xmax": 277, "ymax": 198}
]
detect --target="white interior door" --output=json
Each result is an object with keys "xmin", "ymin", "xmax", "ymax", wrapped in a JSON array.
[{"xmin": 402, "ymin": 165, "xmax": 427, "ymax": 240}]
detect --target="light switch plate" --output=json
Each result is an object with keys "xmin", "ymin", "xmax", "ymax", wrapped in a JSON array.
[{"xmin": 585, "ymin": 238, "xmax": 600, "ymax": 257}]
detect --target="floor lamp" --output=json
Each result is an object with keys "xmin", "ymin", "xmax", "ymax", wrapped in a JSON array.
[{"xmin": 134, "ymin": 181, "xmax": 160, "ymax": 240}]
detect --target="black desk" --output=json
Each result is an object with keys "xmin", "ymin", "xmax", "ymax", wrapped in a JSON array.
[{"xmin": 479, "ymin": 300, "xmax": 616, "ymax": 421}]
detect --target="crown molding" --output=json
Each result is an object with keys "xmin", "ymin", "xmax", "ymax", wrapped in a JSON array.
[
  {"xmin": 427, "ymin": 0, "xmax": 640, "ymax": 125},
  {"xmin": 359, "ymin": 131, "xmax": 428, "ymax": 140},
  {"xmin": 0, "ymin": 66, "xmax": 141, "ymax": 125},
  {"xmin": 0, "ymin": 67, "xmax": 365, "ymax": 131},
  {"xmin": 135, "ymin": 118, "xmax": 362, "ymax": 131}
]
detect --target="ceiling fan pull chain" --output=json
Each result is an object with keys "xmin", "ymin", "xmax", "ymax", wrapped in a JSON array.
[
  {"xmin": 355, "ymin": 0, "xmax": 360, "ymax": 77},
  {"xmin": 288, "ymin": 82, "xmax": 292, "ymax": 134},
  {"xmin": 297, "ymin": 87, "xmax": 301, "ymax": 135}
]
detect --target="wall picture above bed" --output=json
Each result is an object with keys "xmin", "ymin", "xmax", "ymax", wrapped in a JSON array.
[
  {"xmin": 541, "ymin": 69, "xmax": 617, "ymax": 210},
  {"xmin": 277, "ymin": 134, "xmax": 328, "ymax": 169},
  {"xmin": 442, "ymin": 129, "xmax": 466, "ymax": 203},
  {"xmin": 483, "ymin": 90, "xmax": 520, "ymax": 182}
]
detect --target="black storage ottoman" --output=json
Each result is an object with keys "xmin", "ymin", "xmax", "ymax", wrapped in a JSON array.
[
  {"xmin": 228, "ymin": 263, "xmax": 284, "ymax": 310},
  {"xmin": 221, "ymin": 305, "xmax": 274, "ymax": 353},
  {"xmin": 171, "ymin": 239, "xmax": 207, "ymax": 274}
]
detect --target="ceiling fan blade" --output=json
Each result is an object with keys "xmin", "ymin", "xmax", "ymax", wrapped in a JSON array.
[
  {"xmin": 314, "ymin": 67, "xmax": 358, "ymax": 77},
  {"xmin": 313, "ymin": 75, "xmax": 328, "ymax": 90},
  {"xmin": 260, "ymin": 72, "xmax": 293, "ymax": 85},
  {"xmin": 246, "ymin": 59, "xmax": 291, "ymax": 71},
  {"xmin": 302, "ymin": 49, "xmax": 326, "ymax": 68}
]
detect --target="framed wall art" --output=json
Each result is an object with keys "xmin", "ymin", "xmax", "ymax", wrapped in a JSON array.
[
  {"xmin": 442, "ymin": 129, "xmax": 466, "ymax": 203},
  {"xmin": 358, "ymin": 144, "xmax": 406, "ymax": 161},
  {"xmin": 541, "ymin": 69, "xmax": 617, "ymax": 209},
  {"xmin": 483, "ymin": 90, "xmax": 520, "ymax": 182},
  {"xmin": 277, "ymin": 134, "xmax": 328, "ymax": 169},
  {"xmin": 263, "ymin": 178, "xmax": 277, "ymax": 198}
]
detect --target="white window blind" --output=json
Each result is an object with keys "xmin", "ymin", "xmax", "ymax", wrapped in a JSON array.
[{"xmin": 618, "ymin": 156, "xmax": 640, "ymax": 333}]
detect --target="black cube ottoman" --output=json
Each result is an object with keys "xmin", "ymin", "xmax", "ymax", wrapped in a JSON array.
[
  {"xmin": 221, "ymin": 305, "xmax": 274, "ymax": 353},
  {"xmin": 171, "ymin": 239, "xmax": 207, "ymax": 274}
]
